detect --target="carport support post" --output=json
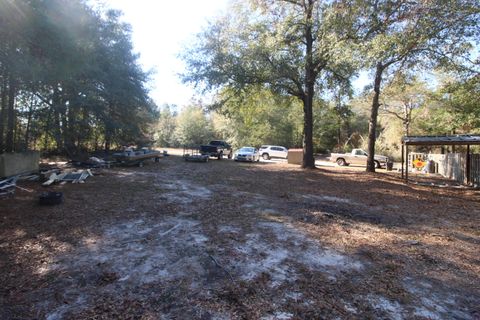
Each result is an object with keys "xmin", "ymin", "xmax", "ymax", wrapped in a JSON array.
[
  {"xmin": 405, "ymin": 144, "xmax": 409, "ymax": 183},
  {"xmin": 401, "ymin": 143, "xmax": 404, "ymax": 179},
  {"xmin": 466, "ymin": 144, "xmax": 471, "ymax": 185}
]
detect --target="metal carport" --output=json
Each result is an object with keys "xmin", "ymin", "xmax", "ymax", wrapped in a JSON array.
[{"xmin": 401, "ymin": 135, "xmax": 480, "ymax": 184}]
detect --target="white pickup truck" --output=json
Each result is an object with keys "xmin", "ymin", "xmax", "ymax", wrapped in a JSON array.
[{"xmin": 330, "ymin": 149, "xmax": 389, "ymax": 168}]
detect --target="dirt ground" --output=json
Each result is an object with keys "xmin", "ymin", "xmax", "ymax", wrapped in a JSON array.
[{"xmin": 1, "ymin": 152, "xmax": 479, "ymax": 320}]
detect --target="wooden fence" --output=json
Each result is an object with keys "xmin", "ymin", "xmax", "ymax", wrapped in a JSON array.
[
  {"xmin": 428, "ymin": 153, "xmax": 480, "ymax": 186},
  {"xmin": 470, "ymin": 154, "xmax": 480, "ymax": 187}
]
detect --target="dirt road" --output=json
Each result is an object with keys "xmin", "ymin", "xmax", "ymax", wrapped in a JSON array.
[{"xmin": 1, "ymin": 154, "xmax": 479, "ymax": 319}]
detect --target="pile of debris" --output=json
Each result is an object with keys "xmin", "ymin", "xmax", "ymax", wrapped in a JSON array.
[
  {"xmin": 42, "ymin": 169, "xmax": 93, "ymax": 186},
  {"xmin": 71, "ymin": 149, "xmax": 168, "ymax": 168},
  {"xmin": 0, "ymin": 168, "xmax": 94, "ymax": 198},
  {"xmin": 0, "ymin": 173, "xmax": 39, "ymax": 197},
  {"xmin": 71, "ymin": 157, "xmax": 112, "ymax": 168},
  {"xmin": 1, "ymin": 148, "xmax": 168, "ymax": 198},
  {"xmin": 0, "ymin": 176, "xmax": 18, "ymax": 196}
]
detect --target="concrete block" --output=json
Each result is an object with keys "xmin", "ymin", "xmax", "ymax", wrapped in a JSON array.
[
  {"xmin": 287, "ymin": 149, "xmax": 303, "ymax": 165},
  {"xmin": 0, "ymin": 151, "xmax": 40, "ymax": 177}
]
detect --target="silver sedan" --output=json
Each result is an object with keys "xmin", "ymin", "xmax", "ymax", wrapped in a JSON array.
[{"xmin": 234, "ymin": 147, "xmax": 260, "ymax": 162}]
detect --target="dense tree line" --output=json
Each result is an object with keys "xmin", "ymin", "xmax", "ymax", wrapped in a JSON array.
[
  {"xmin": 0, "ymin": 0, "xmax": 156, "ymax": 155},
  {"xmin": 159, "ymin": 73, "xmax": 479, "ymax": 159},
  {"xmin": 2, "ymin": 0, "xmax": 478, "ymax": 163},
  {"xmin": 183, "ymin": 0, "xmax": 479, "ymax": 170},
  {"xmin": 155, "ymin": 93, "xmax": 365, "ymax": 154}
]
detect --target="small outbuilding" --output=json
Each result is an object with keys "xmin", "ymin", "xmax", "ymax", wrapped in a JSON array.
[
  {"xmin": 401, "ymin": 135, "xmax": 480, "ymax": 186},
  {"xmin": 287, "ymin": 149, "xmax": 303, "ymax": 165}
]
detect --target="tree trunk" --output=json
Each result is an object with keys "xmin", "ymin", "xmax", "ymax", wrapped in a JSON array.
[
  {"xmin": 104, "ymin": 117, "xmax": 113, "ymax": 153},
  {"xmin": 302, "ymin": 0, "xmax": 316, "ymax": 169},
  {"xmin": 79, "ymin": 107, "xmax": 90, "ymax": 149},
  {"xmin": 65, "ymin": 86, "xmax": 77, "ymax": 152},
  {"xmin": 77, "ymin": 109, "xmax": 83, "ymax": 150},
  {"xmin": 94, "ymin": 134, "xmax": 99, "ymax": 151},
  {"xmin": 53, "ymin": 109, "xmax": 62, "ymax": 151},
  {"xmin": 52, "ymin": 89, "xmax": 63, "ymax": 152},
  {"xmin": 24, "ymin": 94, "xmax": 35, "ymax": 150},
  {"xmin": 337, "ymin": 118, "xmax": 342, "ymax": 147},
  {"xmin": 302, "ymin": 87, "xmax": 315, "ymax": 169},
  {"xmin": 43, "ymin": 110, "xmax": 52, "ymax": 151},
  {"xmin": 64, "ymin": 105, "xmax": 78, "ymax": 154},
  {"xmin": 69, "ymin": 108, "xmax": 77, "ymax": 149},
  {"xmin": 366, "ymin": 63, "xmax": 384, "ymax": 172},
  {"xmin": 104, "ymin": 129, "xmax": 111, "ymax": 153},
  {"xmin": 61, "ymin": 105, "xmax": 68, "ymax": 153},
  {"xmin": 404, "ymin": 102, "xmax": 411, "ymax": 137},
  {"xmin": 0, "ymin": 75, "xmax": 7, "ymax": 152},
  {"xmin": 5, "ymin": 75, "xmax": 16, "ymax": 152}
]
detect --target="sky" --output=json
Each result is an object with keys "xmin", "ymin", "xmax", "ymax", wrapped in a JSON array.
[
  {"xmin": 99, "ymin": 0, "xmax": 375, "ymax": 109},
  {"xmin": 100, "ymin": 0, "xmax": 229, "ymax": 108}
]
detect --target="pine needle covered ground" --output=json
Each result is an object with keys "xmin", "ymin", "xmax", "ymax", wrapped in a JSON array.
[{"xmin": 1, "ymin": 153, "xmax": 479, "ymax": 319}]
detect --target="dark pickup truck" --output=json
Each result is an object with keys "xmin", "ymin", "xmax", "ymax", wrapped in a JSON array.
[{"xmin": 200, "ymin": 140, "xmax": 232, "ymax": 159}]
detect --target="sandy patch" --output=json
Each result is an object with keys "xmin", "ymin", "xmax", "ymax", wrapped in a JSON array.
[
  {"xmin": 230, "ymin": 221, "xmax": 362, "ymax": 286},
  {"xmin": 157, "ymin": 179, "xmax": 212, "ymax": 204},
  {"xmin": 302, "ymin": 194, "xmax": 352, "ymax": 204},
  {"xmin": 41, "ymin": 216, "xmax": 209, "ymax": 319}
]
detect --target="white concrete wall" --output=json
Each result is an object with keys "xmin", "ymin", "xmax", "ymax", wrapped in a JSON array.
[
  {"xmin": 0, "ymin": 152, "xmax": 40, "ymax": 177},
  {"xmin": 428, "ymin": 153, "xmax": 467, "ymax": 183}
]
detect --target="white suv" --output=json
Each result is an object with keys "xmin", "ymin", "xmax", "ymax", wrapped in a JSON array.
[{"xmin": 258, "ymin": 145, "xmax": 288, "ymax": 160}]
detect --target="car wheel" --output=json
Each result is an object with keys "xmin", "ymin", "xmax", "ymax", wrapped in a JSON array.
[
  {"xmin": 262, "ymin": 153, "xmax": 270, "ymax": 160},
  {"xmin": 227, "ymin": 153, "xmax": 232, "ymax": 159},
  {"xmin": 374, "ymin": 160, "xmax": 381, "ymax": 169},
  {"xmin": 218, "ymin": 152, "xmax": 223, "ymax": 160},
  {"xmin": 336, "ymin": 158, "xmax": 346, "ymax": 166}
]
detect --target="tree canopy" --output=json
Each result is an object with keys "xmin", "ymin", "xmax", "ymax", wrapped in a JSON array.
[
  {"xmin": 0, "ymin": 0, "xmax": 156, "ymax": 155},
  {"xmin": 346, "ymin": 0, "xmax": 480, "ymax": 171},
  {"xmin": 183, "ymin": 0, "xmax": 479, "ymax": 169},
  {"xmin": 1, "ymin": 0, "xmax": 479, "ymax": 164},
  {"xmin": 183, "ymin": 0, "xmax": 356, "ymax": 168}
]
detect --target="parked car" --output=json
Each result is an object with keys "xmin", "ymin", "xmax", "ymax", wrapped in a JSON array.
[
  {"xmin": 258, "ymin": 145, "xmax": 288, "ymax": 160},
  {"xmin": 234, "ymin": 147, "xmax": 260, "ymax": 162},
  {"xmin": 330, "ymin": 148, "xmax": 389, "ymax": 168},
  {"xmin": 200, "ymin": 140, "xmax": 232, "ymax": 159}
]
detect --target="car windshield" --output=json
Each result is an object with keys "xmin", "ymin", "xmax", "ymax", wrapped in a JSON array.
[
  {"xmin": 239, "ymin": 147, "xmax": 255, "ymax": 153},
  {"xmin": 209, "ymin": 141, "xmax": 222, "ymax": 145},
  {"xmin": 355, "ymin": 149, "xmax": 367, "ymax": 156}
]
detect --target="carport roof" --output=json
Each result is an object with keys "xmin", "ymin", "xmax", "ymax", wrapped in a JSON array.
[{"xmin": 402, "ymin": 134, "xmax": 480, "ymax": 146}]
